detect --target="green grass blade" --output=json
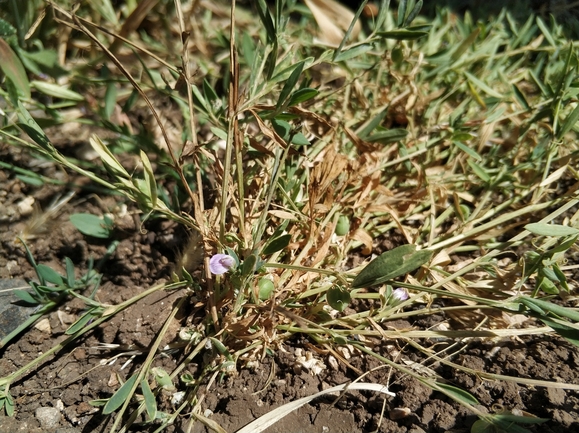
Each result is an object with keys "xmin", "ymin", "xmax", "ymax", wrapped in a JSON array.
[{"xmin": 333, "ymin": 0, "xmax": 367, "ymax": 61}]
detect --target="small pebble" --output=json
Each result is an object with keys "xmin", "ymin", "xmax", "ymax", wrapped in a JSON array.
[{"xmin": 35, "ymin": 406, "xmax": 61, "ymax": 429}]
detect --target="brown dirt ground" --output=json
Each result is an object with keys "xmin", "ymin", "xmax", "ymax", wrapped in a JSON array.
[{"xmin": 1, "ymin": 139, "xmax": 579, "ymax": 433}]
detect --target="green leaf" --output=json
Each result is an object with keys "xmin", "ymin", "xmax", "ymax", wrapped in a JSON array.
[
  {"xmin": 403, "ymin": 0, "xmax": 423, "ymax": 27},
  {"xmin": 333, "ymin": 0, "xmax": 367, "ymax": 61},
  {"xmin": 31, "ymin": 80, "xmax": 84, "ymax": 101},
  {"xmin": 519, "ymin": 296, "xmax": 579, "ymax": 322},
  {"xmin": 271, "ymin": 118, "xmax": 290, "ymax": 139},
  {"xmin": 525, "ymin": 223, "xmax": 579, "ymax": 237},
  {"xmin": 13, "ymin": 289, "xmax": 38, "ymax": 305},
  {"xmin": 207, "ymin": 338, "xmax": 233, "ymax": 361},
  {"xmin": 452, "ymin": 141, "xmax": 481, "ymax": 160},
  {"xmin": 375, "ymin": 0, "xmax": 391, "ymax": 31},
  {"xmin": 4, "ymin": 392, "xmax": 14, "ymax": 417},
  {"xmin": 334, "ymin": 44, "xmax": 374, "ymax": 62},
  {"xmin": 17, "ymin": 101, "xmax": 53, "ymax": 152},
  {"xmin": 276, "ymin": 61, "xmax": 304, "ymax": 111},
  {"xmin": 103, "ymin": 81, "xmax": 117, "ymax": 120},
  {"xmin": 36, "ymin": 264, "xmax": 64, "ymax": 285},
  {"xmin": 0, "ymin": 37, "xmax": 30, "ymax": 99},
  {"xmin": 140, "ymin": 150, "xmax": 157, "ymax": 208},
  {"xmin": 557, "ymin": 102, "xmax": 579, "ymax": 139},
  {"xmin": 536, "ymin": 16, "xmax": 556, "ymax": 47},
  {"xmin": 493, "ymin": 413, "xmax": 549, "ymax": 425},
  {"xmin": 141, "ymin": 379, "xmax": 157, "ymax": 421},
  {"xmin": 290, "ymin": 132, "xmax": 310, "ymax": 146},
  {"xmin": 151, "ymin": 367, "xmax": 175, "ymax": 390},
  {"xmin": 89, "ymin": 135, "xmax": 131, "ymax": 180},
  {"xmin": 467, "ymin": 159, "xmax": 490, "ymax": 182},
  {"xmin": 103, "ymin": 373, "xmax": 138, "ymax": 414},
  {"xmin": 451, "ymin": 28, "xmax": 480, "ymax": 62},
  {"xmin": 365, "ymin": 128, "xmax": 409, "ymax": 144},
  {"xmin": 464, "ymin": 71, "xmax": 504, "ymax": 98},
  {"xmin": 262, "ymin": 234, "xmax": 292, "ymax": 255},
  {"xmin": 377, "ymin": 30, "xmax": 428, "ymax": 40},
  {"xmin": 335, "ymin": 215, "xmax": 351, "ymax": 236},
  {"xmin": 436, "ymin": 382, "xmax": 479, "ymax": 405},
  {"xmin": 397, "ymin": 0, "xmax": 407, "ymax": 27},
  {"xmin": 241, "ymin": 254, "xmax": 258, "ymax": 276},
  {"xmin": 16, "ymin": 174, "xmax": 44, "ymax": 186},
  {"xmin": 256, "ymin": 0, "xmax": 276, "ymax": 43},
  {"xmin": 327, "ymin": 286, "xmax": 351, "ymax": 312},
  {"xmin": 352, "ymin": 245, "xmax": 433, "ymax": 288},
  {"xmin": 512, "ymin": 84, "xmax": 530, "ymax": 111},
  {"xmin": 552, "ymin": 263, "xmax": 570, "ymax": 292},
  {"xmin": 70, "ymin": 213, "xmax": 113, "ymax": 239},
  {"xmin": 66, "ymin": 310, "xmax": 98, "ymax": 335},
  {"xmin": 287, "ymin": 88, "xmax": 319, "ymax": 107},
  {"xmin": 203, "ymin": 78, "xmax": 219, "ymax": 104},
  {"xmin": 539, "ymin": 316, "xmax": 579, "ymax": 347},
  {"xmin": 65, "ymin": 257, "xmax": 76, "ymax": 287},
  {"xmin": 470, "ymin": 419, "xmax": 493, "ymax": 433}
]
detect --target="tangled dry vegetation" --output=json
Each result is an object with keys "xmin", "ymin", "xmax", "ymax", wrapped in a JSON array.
[{"xmin": 1, "ymin": 1, "xmax": 579, "ymax": 432}]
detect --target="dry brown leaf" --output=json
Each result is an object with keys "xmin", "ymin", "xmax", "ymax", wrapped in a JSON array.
[
  {"xmin": 431, "ymin": 250, "xmax": 451, "ymax": 268},
  {"xmin": 269, "ymin": 210, "xmax": 299, "ymax": 221},
  {"xmin": 351, "ymin": 228, "xmax": 373, "ymax": 255},
  {"xmin": 429, "ymin": 269, "xmax": 477, "ymax": 305},
  {"xmin": 304, "ymin": 0, "xmax": 361, "ymax": 46}
]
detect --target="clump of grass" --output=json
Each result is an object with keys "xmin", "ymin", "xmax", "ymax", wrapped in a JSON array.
[{"xmin": 2, "ymin": 0, "xmax": 579, "ymax": 432}]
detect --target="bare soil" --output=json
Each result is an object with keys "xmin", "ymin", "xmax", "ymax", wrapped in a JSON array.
[{"xmin": 1, "ymin": 140, "xmax": 579, "ymax": 433}]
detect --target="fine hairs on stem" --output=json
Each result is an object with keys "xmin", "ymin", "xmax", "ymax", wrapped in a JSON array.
[{"xmin": 175, "ymin": 229, "xmax": 204, "ymax": 278}]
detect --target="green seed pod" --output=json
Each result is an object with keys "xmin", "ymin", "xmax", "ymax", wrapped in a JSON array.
[
  {"xmin": 458, "ymin": 204, "xmax": 471, "ymax": 221},
  {"xmin": 258, "ymin": 278, "xmax": 275, "ymax": 300},
  {"xmin": 391, "ymin": 47, "xmax": 404, "ymax": 64},
  {"xmin": 335, "ymin": 214, "xmax": 350, "ymax": 236}
]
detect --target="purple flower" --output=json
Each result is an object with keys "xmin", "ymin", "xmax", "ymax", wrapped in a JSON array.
[
  {"xmin": 391, "ymin": 288, "xmax": 409, "ymax": 302},
  {"xmin": 209, "ymin": 254, "xmax": 236, "ymax": 275}
]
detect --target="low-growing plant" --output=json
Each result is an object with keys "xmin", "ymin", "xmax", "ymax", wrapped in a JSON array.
[{"xmin": 2, "ymin": 0, "xmax": 579, "ymax": 432}]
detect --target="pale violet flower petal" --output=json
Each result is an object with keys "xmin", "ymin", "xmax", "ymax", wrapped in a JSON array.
[
  {"xmin": 209, "ymin": 254, "xmax": 235, "ymax": 275},
  {"xmin": 392, "ymin": 288, "xmax": 409, "ymax": 302}
]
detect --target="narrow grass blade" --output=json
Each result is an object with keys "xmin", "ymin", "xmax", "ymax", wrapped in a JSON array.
[
  {"xmin": 333, "ymin": 0, "xmax": 367, "ymax": 61},
  {"xmin": 451, "ymin": 28, "xmax": 480, "ymax": 62}
]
